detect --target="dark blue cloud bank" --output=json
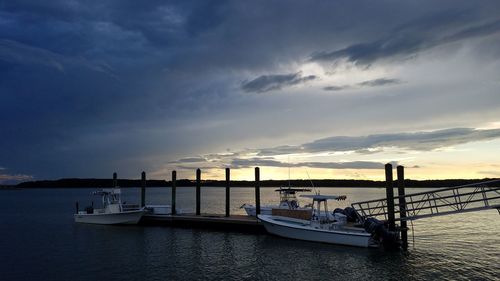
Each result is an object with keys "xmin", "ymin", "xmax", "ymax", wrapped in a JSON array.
[{"xmin": 1, "ymin": 1, "xmax": 500, "ymax": 182}]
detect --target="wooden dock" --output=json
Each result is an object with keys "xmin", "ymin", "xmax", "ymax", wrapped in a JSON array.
[
  {"xmin": 101, "ymin": 165, "xmax": 499, "ymax": 251},
  {"xmin": 132, "ymin": 167, "xmax": 266, "ymax": 233},
  {"xmin": 140, "ymin": 213, "xmax": 265, "ymax": 233}
]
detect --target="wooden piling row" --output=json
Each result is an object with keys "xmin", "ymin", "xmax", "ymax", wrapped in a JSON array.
[
  {"xmin": 225, "ymin": 168, "xmax": 230, "ymax": 217},
  {"xmin": 141, "ymin": 171, "xmax": 146, "ymax": 207},
  {"xmin": 384, "ymin": 163, "xmax": 396, "ymax": 231},
  {"xmin": 109, "ymin": 167, "xmax": 258, "ymax": 220},
  {"xmin": 171, "ymin": 170, "xmax": 177, "ymax": 215},
  {"xmin": 397, "ymin": 165, "xmax": 408, "ymax": 250},
  {"xmin": 113, "ymin": 165, "xmax": 407, "ymax": 249},
  {"xmin": 196, "ymin": 169, "xmax": 201, "ymax": 215},
  {"xmin": 255, "ymin": 167, "xmax": 261, "ymax": 215}
]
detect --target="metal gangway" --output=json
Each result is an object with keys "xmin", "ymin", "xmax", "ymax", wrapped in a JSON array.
[{"xmin": 351, "ymin": 179, "xmax": 500, "ymax": 221}]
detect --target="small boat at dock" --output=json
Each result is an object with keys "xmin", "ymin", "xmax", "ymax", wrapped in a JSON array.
[
  {"xmin": 258, "ymin": 194, "xmax": 390, "ymax": 247},
  {"xmin": 74, "ymin": 188, "xmax": 145, "ymax": 225},
  {"xmin": 241, "ymin": 187, "xmax": 312, "ymax": 216}
]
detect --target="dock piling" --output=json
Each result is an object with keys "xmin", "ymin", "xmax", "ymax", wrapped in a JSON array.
[
  {"xmin": 255, "ymin": 167, "xmax": 261, "ymax": 215},
  {"xmin": 196, "ymin": 169, "xmax": 201, "ymax": 215},
  {"xmin": 172, "ymin": 170, "xmax": 177, "ymax": 215},
  {"xmin": 141, "ymin": 171, "xmax": 146, "ymax": 207},
  {"xmin": 397, "ymin": 165, "xmax": 408, "ymax": 250},
  {"xmin": 113, "ymin": 172, "xmax": 117, "ymax": 187},
  {"xmin": 225, "ymin": 168, "xmax": 230, "ymax": 217},
  {"xmin": 75, "ymin": 201, "xmax": 79, "ymax": 214},
  {"xmin": 385, "ymin": 163, "xmax": 396, "ymax": 231}
]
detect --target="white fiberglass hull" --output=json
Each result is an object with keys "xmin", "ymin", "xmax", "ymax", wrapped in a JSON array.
[
  {"xmin": 244, "ymin": 205, "xmax": 331, "ymax": 219},
  {"xmin": 74, "ymin": 210, "xmax": 145, "ymax": 225},
  {"xmin": 243, "ymin": 205, "xmax": 274, "ymax": 216},
  {"xmin": 243, "ymin": 205, "xmax": 312, "ymax": 216},
  {"xmin": 258, "ymin": 215, "xmax": 372, "ymax": 247}
]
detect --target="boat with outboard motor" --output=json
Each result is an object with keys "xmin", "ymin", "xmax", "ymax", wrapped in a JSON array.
[
  {"xmin": 258, "ymin": 194, "xmax": 398, "ymax": 248},
  {"xmin": 241, "ymin": 186, "xmax": 312, "ymax": 216},
  {"xmin": 74, "ymin": 188, "xmax": 145, "ymax": 225}
]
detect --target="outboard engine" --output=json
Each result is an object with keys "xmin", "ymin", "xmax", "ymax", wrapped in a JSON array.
[
  {"xmin": 343, "ymin": 207, "xmax": 361, "ymax": 222},
  {"xmin": 364, "ymin": 217, "xmax": 383, "ymax": 234},
  {"xmin": 363, "ymin": 217, "xmax": 400, "ymax": 249},
  {"xmin": 333, "ymin": 208, "xmax": 346, "ymax": 215}
]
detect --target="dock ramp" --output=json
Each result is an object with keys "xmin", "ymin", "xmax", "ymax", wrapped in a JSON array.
[{"xmin": 351, "ymin": 179, "xmax": 500, "ymax": 221}]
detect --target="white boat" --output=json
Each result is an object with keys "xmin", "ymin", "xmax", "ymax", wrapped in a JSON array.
[
  {"xmin": 242, "ymin": 187, "xmax": 312, "ymax": 216},
  {"xmin": 258, "ymin": 194, "xmax": 380, "ymax": 247},
  {"xmin": 74, "ymin": 188, "xmax": 145, "ymax": 225}
]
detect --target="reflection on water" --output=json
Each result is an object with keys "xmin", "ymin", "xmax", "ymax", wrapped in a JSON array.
[{"xmin": 0, "ymin": 187, "xmax": 498, "ymax": 281}]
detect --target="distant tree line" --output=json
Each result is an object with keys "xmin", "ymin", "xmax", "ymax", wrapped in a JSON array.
[{"xmin": 14, "ymin": 177, "xmax": 499, "ymax": 188}]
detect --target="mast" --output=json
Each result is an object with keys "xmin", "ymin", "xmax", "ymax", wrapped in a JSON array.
[{"xmin": 288, "ymin": 155, "xmax": 291, "ymax": 188}]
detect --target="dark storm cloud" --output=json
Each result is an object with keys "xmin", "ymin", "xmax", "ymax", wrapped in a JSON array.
[
  {"xmin": 439, "ymin": 19, "xmax": 500, "ymax": 45},
  {"xmin": 0, "ymin": 1, "xmax": 227, "ymax": 178},
  {"xmin": 1, "ymin": 1, "xmax": 500, "ymax": 180},
  {"xmin": 256, "ymin": 128, "xmax": 500, "ymax": 156},
  {"xmin": 175, "ymin": 157, "xmax": 207, "ymax": 163},
  {"xmin": 171, "ymin": 128, "xmax": 500, "ymax": 170},
  {"xmin": 310, "ymin": 12, "xmax": 500, "ymax": 66},
  {"xmin": 241, "ymin": 72, "xmax": 317, "ymax": 93},
  {"xmin": 231, "ymin": 158, "xmax": 390, "ymax": 170},
  {"xmin": 323, "ymin": 78, "xmax": 402, "ymax": 92},
  {"xmin": 323, "ymin": 85, "xmax": 349, "ymax": 91},
  {"xmin": 0, "ymin": 39, "xmax": 115, "ymax": 75},
  {"xmin": 176, "ymin": 164, "xmax": 221, "ymax": 171},
  {"xmin": 357, "ymin": 78, "xmax": 402, "ymax": 87}
]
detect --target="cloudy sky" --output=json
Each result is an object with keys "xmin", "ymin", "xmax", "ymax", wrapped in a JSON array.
[{"xmin": 1, "ymin": 0, "xmax": 500, "ymax": 183}]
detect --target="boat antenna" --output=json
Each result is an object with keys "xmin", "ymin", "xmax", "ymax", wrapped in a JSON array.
[
  {"xmin": 305, "ymin": 169, "xmax": 319, "ymax": 195},
  {"xmin": 288, "ymin": 155, "xmax": 291, "ymax": 188}
]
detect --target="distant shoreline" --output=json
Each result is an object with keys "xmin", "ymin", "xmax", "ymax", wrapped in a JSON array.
[
  {"xmin": 0, "ymin": 185, "xmax": 22, "ymax": 190},
  {"xmin": 12, "ymin": 178, "xmax": 499, "ymax": 189}
]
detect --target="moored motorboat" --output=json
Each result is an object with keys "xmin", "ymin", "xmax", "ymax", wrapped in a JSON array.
[
  {"xmin": 242, "ymin": 187, "xmax": 312, "ymax": 216},
  {"xmin": 258, "ymin": 194, "xmax": 394, "ymax": 247},
  {"xmin": 74, "ymin": 188, "xmax": 145, "ymax": 225}
]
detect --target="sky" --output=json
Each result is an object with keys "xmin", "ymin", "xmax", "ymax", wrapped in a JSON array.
[{"xmin": 1, "ymin": 0, "xmax": 500, "ymax": 183}]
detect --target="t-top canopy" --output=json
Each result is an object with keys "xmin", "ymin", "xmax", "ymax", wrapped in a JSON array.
[
  {"xmin": 274, "ymin": 187, "xmax": 312, "ymax": 193},
  {"xmin": 300, "ymin": 194, "xmax": 347, "ymax": 201},
  {"xmin": 93, "ymin": 188, "xmax": 121, "ymax": 196}
]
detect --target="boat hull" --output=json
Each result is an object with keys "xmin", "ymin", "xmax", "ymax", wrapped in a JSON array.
[
  {"xmin": 245, "ymin": 205, "xmax": 329, "ymax": 220},
  {"xmin": 244, "ymin": 205, "xmax": 273, "ymax": 216},
  {"xmin": 258, "ymin": 215, "xmax": 372, "ymax": 247},
  {"xmin": 74, "ymin": 210, "xmax": 145, "ymax": 225},
  {"xmin": 244, "ymin": 205, "xmax": 312, "ymax": 217}
]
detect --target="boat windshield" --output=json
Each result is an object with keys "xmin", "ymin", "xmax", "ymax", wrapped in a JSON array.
[
  {"xmin": 301, "ymin": 194, "xmax": 347, "ymax": 223},
  {"xmin": 93, "ymin": 189, "xmax": 122, "ymax": 207}
]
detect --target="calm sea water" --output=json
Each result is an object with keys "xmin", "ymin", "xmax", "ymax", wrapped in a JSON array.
[{"xmin": 0, "ymin": 187, "xmax": 498, "ymax": 281}]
